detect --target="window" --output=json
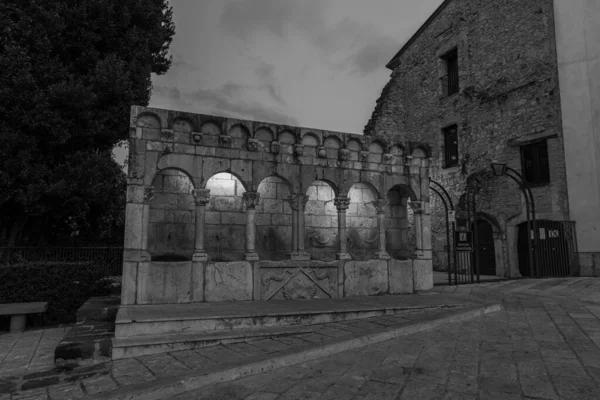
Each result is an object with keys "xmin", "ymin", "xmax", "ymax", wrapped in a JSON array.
[
  {"xmin": 521, "ymin": 140, "xmax": 550, "ymax": 185},
  {"xmin": 441, "ymin": 49, "xmax": 459, "ymax": 96},
  {"xmin": 443, "ymin": 125, "xmax": 459, "ymax": 168}
]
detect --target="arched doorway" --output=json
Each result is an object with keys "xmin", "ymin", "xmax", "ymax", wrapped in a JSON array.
[{"xmin": 473, "ymin": 219, "xmax": 496, "ymax": 275}]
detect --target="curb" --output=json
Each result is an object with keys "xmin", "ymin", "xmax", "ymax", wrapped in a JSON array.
[{"xmin": 90, "ymin": 303, "xmax": 502, "ymax": 400}]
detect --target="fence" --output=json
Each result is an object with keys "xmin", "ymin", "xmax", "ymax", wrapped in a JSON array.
[{"xmin": 0, "ymin": 247, "xmax": 123, "ymax": 276}]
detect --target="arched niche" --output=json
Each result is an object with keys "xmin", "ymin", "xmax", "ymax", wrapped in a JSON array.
[
  {"xmin": 204, "ymin": 172, "xmax": 247, "ymax": 261},
  {"xmin": 324, "ymin": 136, "xmax": 341, "ymax": 159},
  {"xmin": 368, "ymin": 142, "xmax": 385, "ymax": 163},
  {"xmin": 172, "ymin": 118, "xmax": 194, "ymax": 133},
  {"xmin": 411, "ymin": 147, "xmax": 427, "ymax": 167},
  {"xmin": 346, "ymin": 139, "xmax": 361, "ymax": 161},
  {"xmin": 255, "ymin": 127, "xmax": 274, "ymax": 152},
  {"xmin": 278, "ymin": 130, "xmax": 296, "ymax": 155},
  {"xmin": 302, "ymin": 133, "xmax": 319, "ymax": 157},
  {"xmin": 147, "ymin": 168, "xmax": 196, "ymax": 261},
  {"xmin": 137, "ymin": 113, "xmax": 161, "ymax": 140},
  {"xmin": 385, "ymin": 184, "xmax": 415, "ymax": 260},
  {"xmin": 200, "ymin": 121, "xmax": 221, "ymax": 136},
  {"xmin": 304, "ymin": 180, "xmax": 338, "ymax": 261},
  {"xmin": 137, "ymin": 113, "xmax": 161, "ymax": 128},
  {"xmin": 347, "ymin": 183, "xmax": 379, "ymax": 260},
  {"xmin": 256, "ymin": 176, "xmax": 292, "ymax": 260},
  {"xmin": 229, "ymin": 124, "xmax": 250, "ymax": 149}
]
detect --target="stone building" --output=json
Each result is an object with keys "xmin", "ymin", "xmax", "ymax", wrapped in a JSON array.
[
  {"xmin": 116, "ymin": 106, "xmax": 434, "ymax": 357},
  {"xmin": 553, "ymin": 0, "xmax": 600, "ymax": 276},
  {"xmin": 365, "ymin": 0, "xmax": 587, "ymax": 277}
]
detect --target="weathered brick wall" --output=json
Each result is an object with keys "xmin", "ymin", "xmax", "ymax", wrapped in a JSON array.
[
  {"xmin": 365, "ymin": 0, "xmax": 569, "ymax": 274},
  {"xmin": 256, "ymin": 176, "xmax": 293, "ymax": 260},
  {"xmin": 305, "ymin": 181, "xmax": 338, "ymax": 261},
  {"xmin": 148, "ymin": 169, "xmax": 195, "ymax": 258},
  {"xmin": 347, "ymin": 183, "xmax": 379, "ymax": 260},
  {"xmin": 205, "ymin": 173, "xmax": 246, "ymax": 261}
]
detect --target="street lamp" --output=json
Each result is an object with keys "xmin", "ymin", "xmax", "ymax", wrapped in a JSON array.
[
  {"xmin": 490, "ymin": 162, "xmax": 507, "ymax": 177},
  {"xmin": 489, "ymin": 161, "xmax": 538, "ymax": 278}
]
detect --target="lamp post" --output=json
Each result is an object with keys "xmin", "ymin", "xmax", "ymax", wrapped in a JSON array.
[{"xmin": 490, "ymin": 161, "xmax": 538, "ymax": 278}]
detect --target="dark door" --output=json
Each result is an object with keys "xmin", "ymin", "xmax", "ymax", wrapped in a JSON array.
[
  {"xmin": 473, "ymin": 219, "xmax": 496, "ymax": 275},
  {"xmin": 517, "ymin": 222, "xmax": 532, "ymax": 277}
]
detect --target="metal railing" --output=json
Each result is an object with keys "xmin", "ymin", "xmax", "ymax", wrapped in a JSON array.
[{"xmin": 0, "ymin": 247, "xmax": 123, "ymax": 276}]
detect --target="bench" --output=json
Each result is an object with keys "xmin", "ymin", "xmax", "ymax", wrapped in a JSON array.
[{"xmin": 0, "ymin": 302, "xmax": 48, "ymax": 333}]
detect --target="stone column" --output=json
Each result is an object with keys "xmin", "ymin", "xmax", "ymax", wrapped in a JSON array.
[
  {"xmin": 122, "ymin": 184, "xmax": 153, "ymax": 304},
  {"xmin": 286, "ymin": 194, "xmax": 300, "ymax": 254},
  {"xmin": 291, "ymin": 194, "xmax": 311, "ymax": 261},
  {"xmin": 192, "ymin": 189, "xmax": 210, "ymax": 262},
  {"xmin": 334, "ymin": 196, "xmax": 351, "ymax": 260},
  {"xmin": 374, "ymin": 199, "xmax": 390, "ymax": 260},
  {"xmin": 409, "ymin": 201, "xmax": 424, "ymax": 257},
  {"xmin": 243, "ymin": 191, "xmax": 260, "ymax": 261}
]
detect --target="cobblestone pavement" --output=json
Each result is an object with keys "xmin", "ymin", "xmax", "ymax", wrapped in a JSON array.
[
  {"xmin": 2, "ymin": 277, "xmax": 600, "ymax": 399},
  {"xmin": 0, "ymin": 327, "xmax": 70, "ymax": 379},
  {"xmin": 175, "ymin": 278, "xmax": 600, "ymax": 400}
]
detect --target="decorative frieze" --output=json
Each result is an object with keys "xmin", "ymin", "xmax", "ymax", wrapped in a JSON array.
[
  {"xmin": 242, "ymin": 191, "xmax": 261, "ymax": 209},
  {"xmin": 192, "ymin": 189, "xmax": 211, "ymax": 206},
  {"xmin": 219, "ymin": 135, "xmax": 232, "ymax": 148},
  {"xmin": 143, "ymin": 186, "xmax": 155, "ymax": 204},
  {"xmin": 247, "ymin": 138, "xmax": 259, "ymax": 152},
  {"xmin": 334, "ymin": 196, "xmax": 351, "ymax": 212}
]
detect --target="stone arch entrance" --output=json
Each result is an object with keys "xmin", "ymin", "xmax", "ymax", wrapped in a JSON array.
[{"xmin": 473, "ymin": 219, "xmax": 496, "ymax": 275}]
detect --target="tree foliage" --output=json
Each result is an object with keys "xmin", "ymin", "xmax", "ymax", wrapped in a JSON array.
[{"xmin": 0, "ymin": 0, "xmax": 175, "ymax": 245}]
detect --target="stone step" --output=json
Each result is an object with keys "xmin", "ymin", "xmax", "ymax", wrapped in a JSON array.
[
  {"xmin": 112, "ymin": 323, "xmax": 317, "ymax": 359},
  {"xmin": 115, "ymin": 298, "xmax": 465, "ymax": 338},
  {"xmin": 113, "ymin": 296, "xmax": 470, "ymax": 359}
]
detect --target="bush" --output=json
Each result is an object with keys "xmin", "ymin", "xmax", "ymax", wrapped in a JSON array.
[{"xmin": 0, "ymin": 261, "xmax": 113, "ymax": 325}]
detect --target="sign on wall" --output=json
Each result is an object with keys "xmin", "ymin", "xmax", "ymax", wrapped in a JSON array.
[{"xmin": 455, "ymin": 231, "xmax": 473, "ymax": 252}]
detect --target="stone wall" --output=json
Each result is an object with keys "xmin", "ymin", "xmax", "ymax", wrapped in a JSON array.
[
  {"xmin": 127, "ymin": 258, "xmax": 432, "ymax": 305},
  {"xmin": 305, "ymin": 181, "xmax": 338, "ymax": 261},
  {"xmin": 122, "ymin": 105, "xmax": 434, "ymax": 305},
  {"xmin": 365, "ymin": 0, "xmax": 569, "ymax": 276},
  {"xmin": 147, "ymin": 169, "xmax": 195, "ymax": 259},
  {"xmin": 204, "ymin": 173, "xmax": 247, "ymax": 261},
  {"xmin": 256, "ymin": 176, "xmax": 293, "ymax": 261}
]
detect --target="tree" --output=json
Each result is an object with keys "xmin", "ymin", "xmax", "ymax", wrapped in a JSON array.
[{"xmin": 0, "ymin": 0, "xmax": 175, "ymax": 246}]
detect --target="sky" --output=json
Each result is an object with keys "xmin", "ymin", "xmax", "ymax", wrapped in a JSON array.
[{"xmin": 114, "ymin": 0, "xmax": 444, "ymax": 166}]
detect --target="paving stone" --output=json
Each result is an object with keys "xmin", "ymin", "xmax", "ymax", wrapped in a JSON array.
[
  {"xmin": 319, "ymin": 384, "xmax": 359, "ymax": 400},
  {"xmin": 355, "ymin": 380, "xmax": 402, "ymax": 400},
  {"xmin": 110, "ymin": 358, "xmax": 154, "ymax": 386},
  {"xmin": 167, "ymin": 349, "xmax": 218, "ymax": 370},
  {"xmin": 272, "ymin": 335, "xmax": 311, "ymax": 347},
  {"xmin": 137, "ymin": 352, "xmax": 190, "ymax": 378},
  {"xmin": 247, "ymin": 338, "xmax": 290, "ymax": 353},
  {"xmin": 224, "ymin": 342, "xmax": 268, "ymax": 357},
  {"xmin": 47, "ymin": 383, "xmax": 84, "ymax": 400},
  {"xmin": 277, "ymin": 387, "xmax": 321, "ymax": 400},
  {"xmin": 196, "ymin": 345, "xmax": 247, "ymax": 364},
  {"xmin": 244, "ymin": 392, "xmax": 278, "ymax": 400},
  {"xmin": 80, "ymin": 373, "xmax": 117, "ymax": 395}
]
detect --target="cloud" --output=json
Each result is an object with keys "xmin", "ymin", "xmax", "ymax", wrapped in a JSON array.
[
  {"xmin": 152, "ymin": 82, "xmax": 298, "ymax": 126},
  {"xmin": 254, "ymin": 61, "xmax": 285, "ymax": 105},
  {"xmin": 344, "ymin": 37, "xmax": 401, "ymax": 75},
  {"xmin": 220, "ymin": 0, "xmax": 325, "ymax": 40},
  {"xmin": 189, "ymin": 85, "xmax": 299, "ymax": 125},
  {"xmin": 220, "ymin": 2, "xmax": 399, "ymax": 75}
]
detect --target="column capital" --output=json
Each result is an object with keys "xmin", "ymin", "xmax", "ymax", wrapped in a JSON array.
[
  {"xmin": 373, "ymin": 199, "xmax": 389, "ymax": 214},
  {"xmin": 285, "ymin": 194, "xmax": 299, "ymax": 211},
  {"xmin": 142, "ymin": 186, "xmax": 155, "ymax": 204},
  {"xmin": 409, "ymin": 201, "xmax": 424, "ymax": 214},
  {"xmin": 243, "ymin": 191, "xmax": 260, "ymax": 209},
  {"xmin": 334, "ymin": 196, "xmax": 350, "ymax": 212},
  {"xmin": 192, "ymin": 188, "xmax": 211, "ymax": 206}
]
